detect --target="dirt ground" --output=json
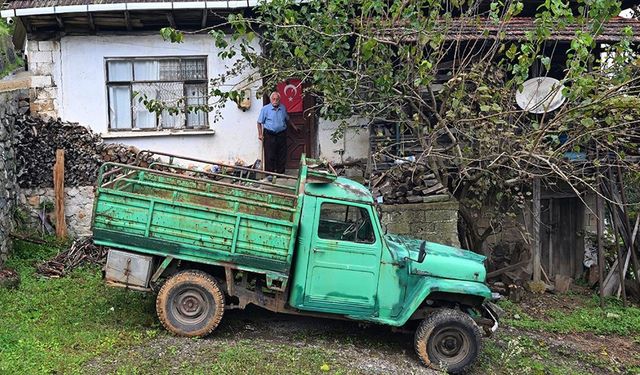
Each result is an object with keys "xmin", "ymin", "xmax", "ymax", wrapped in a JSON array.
[
  {"xmin": 82, "ymin": 290, "xmax": 639, "ymax": 374},
  {"xmin": 85, "ymin": 306, "xmax": 438, "ymax": 374}
]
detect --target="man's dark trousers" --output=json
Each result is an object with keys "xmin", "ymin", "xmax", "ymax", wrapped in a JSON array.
[{"xmin": 264, "ymin": 129, "xmax": 287, "ymax": 174}]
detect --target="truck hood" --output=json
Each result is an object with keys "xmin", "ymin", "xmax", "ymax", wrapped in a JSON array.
[{"xmin": 385, "ymin": 234, "xmax": 487, "ymax": 283}]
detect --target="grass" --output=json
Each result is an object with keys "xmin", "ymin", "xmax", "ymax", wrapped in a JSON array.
[
  {"xmin": 0, "ymin": 239, "xmax": 354, "ymax": 374},
  {"xmin": 3, "ymin": 237, "xmax": 639, "ymax": 374},
  {"xmin": 102, "ymin": 340, "xmax": 350, "ymax": 375},
  {"xmin": 498, "ymin": 298, "xmax": 640, "ymax": 336},
  {"xmin": 0, "ymin": 239, "xmax": 158, "ymax": 374},
  {"xmin": 476, "ymin": 336, "xmax": 590, "ymax": 375}
]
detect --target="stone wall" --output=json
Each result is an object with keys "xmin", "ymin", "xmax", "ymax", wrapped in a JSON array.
[
  {"xmin": 381, "ymin": 200, "xmax": 460, "ymax": 247},
  {"xmin": 0, "ymin": 90, "xmax": 27, "ymax": 265},
  {"xmin": 18, "ymin": 186, "xmax": 95, "ymax": 238},
  {"xmin": 26, "ymin": 40, "xmax": 60, "ymax": 118}
]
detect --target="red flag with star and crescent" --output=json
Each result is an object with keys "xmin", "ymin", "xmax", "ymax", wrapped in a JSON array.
[{"xmin": 277, "ymin": 79, "xmax": 303, "ymax": 113}]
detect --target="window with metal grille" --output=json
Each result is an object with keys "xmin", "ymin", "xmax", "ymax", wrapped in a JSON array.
[{"xmin": 106, "ymin": 57, "xmax": 208, "ymax": 131}]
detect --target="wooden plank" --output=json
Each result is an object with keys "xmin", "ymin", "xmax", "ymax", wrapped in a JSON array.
[
  {"xmin": 617, "ymin": 165, "xmax": 640, "ymax": 282},
  {"xmin": 201, "ymin": 9, "xmax": 208, "ymax": 29},
  {"xmin": 487, "ymin": 259, "xmax": 530, "ymax": 279},
  {"xmin": 532, "ymin": 178, "xmax": 541, "ymax": 282},
  {"xmin": 609, "ymin": 168, "xmax": 627, "ymax": 306},
  {"xmin": 596, "ymin": 178, "xmax": 605, "ymax": 308},
  {"xmin": 54, "ymin": 149, "xmax": 67, "ymax": 238}
]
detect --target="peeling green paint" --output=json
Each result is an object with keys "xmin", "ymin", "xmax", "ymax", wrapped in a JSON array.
[{"xmin": 94, "ymin": 158, "xmax": 492, "ymax": 328}]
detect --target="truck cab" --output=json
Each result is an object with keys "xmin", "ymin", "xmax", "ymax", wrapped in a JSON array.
[{"xmin": 94, "ymin": 151, "xmax": 498, "ymax": 374}]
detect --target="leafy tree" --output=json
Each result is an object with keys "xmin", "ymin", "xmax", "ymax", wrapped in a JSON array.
[{"xmin": 162, "ymin": 0, "xmax": 640, "ymax": 253}]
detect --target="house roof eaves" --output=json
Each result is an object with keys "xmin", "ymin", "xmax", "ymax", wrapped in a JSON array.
[{"xmin": 0, "ymin": 1, "xmax": 235, "ymax": 18}]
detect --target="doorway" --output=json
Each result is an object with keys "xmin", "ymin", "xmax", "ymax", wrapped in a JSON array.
[
  {"xmin": 285, "ymin": 91, "xmax": 315, "ymax": 169},
  {"xmin": 540, "ymin": 197, "xmax": 584, "ymax": 279}
]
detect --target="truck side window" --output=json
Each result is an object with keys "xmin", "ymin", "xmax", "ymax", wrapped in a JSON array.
[{"xmin": 318, "ymin": 203, "xmax": 375, "ymax": 243}]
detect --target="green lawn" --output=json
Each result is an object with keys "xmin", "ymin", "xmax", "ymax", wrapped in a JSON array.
[
  {"xmin": 0, "ymin": 240, "xmax": 157, "ymax": 374},
  {"xmin": 499, "ymin": 297, "xmax": 640, "ymax": 336},
  {"xmin": 0, "ymin": 239, "xmax": 352, "ymax": 374},
  {"xmin": 3, "ymin": 238, "xmax": 640, "ymax": 374}
]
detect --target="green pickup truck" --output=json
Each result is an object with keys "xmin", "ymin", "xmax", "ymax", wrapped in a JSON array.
[{"xmin": 92, "ymin": 151, "xmax": 498, "ymax": 373}]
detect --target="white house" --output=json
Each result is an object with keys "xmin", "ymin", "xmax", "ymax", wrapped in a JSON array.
[{"xmin": 1, "ymin": 0, "xmax": 370, "ymax": 167}]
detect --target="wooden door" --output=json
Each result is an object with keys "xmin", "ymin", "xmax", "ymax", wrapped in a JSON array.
[
  {"xmin": 541, "ymin": 197, "xmax": 584, "ymax": 278},
  {"xmin": 285, "ymin": 93, "xmax": 315, "ymax": 169}
]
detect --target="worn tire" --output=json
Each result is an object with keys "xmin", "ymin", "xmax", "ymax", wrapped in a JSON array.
[
  {"xmin": 414, "ymin": 308, "xmax": 482, "ymax": 374},
  {"xmin": 156, "ymin": 270, "xmax": 225, "ymax": 337}
]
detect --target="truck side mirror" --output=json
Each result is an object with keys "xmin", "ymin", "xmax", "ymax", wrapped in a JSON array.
[{"xmin": 418, "ymin": 241, "xmax": 427, "ymax": 263}]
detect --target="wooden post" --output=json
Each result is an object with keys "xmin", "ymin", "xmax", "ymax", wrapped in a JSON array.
[
  {"xmin": 617, "ymin": 165, "xmax": 640, "ymax": 282},
  {"xmin": 596, "ymin": 180, "xmax": 605, "ymax": 309},
  {"xmin": 608, "ymin": 168, "xmax": 627, "ymax": 307},
  {"xmin": 532, "ymin": 178, "xmax": 541, "ymax": 282},
  {"xmin": 54, "ymin": 149, "xmax": 67, "ymax": 238}
]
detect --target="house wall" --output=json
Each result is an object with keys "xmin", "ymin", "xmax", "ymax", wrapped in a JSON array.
[
  {"xmin": 27, "ymin": 40, "xmax": 61, "ymax": 117},
  {"xmin": 25, "ymin": 34, "xmax": 371, "ymax": 165},
  {"xmin": 316, "ymin": 118, "xmax": 370, "ymax": 164}
]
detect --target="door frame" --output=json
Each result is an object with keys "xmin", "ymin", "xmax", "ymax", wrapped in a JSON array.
[
  {"xmin": 262, "ymin": 86, "xmax": 317, "ymax": 166},
  {"xmin": 301, "ymin": 197, "xmax": 382, "ymax": 315}
]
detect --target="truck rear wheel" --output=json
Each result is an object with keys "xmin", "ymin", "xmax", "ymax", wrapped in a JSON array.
[
  {"xmin": 414, "ymin": 308, "xmax": 481, "ymax": 374},
  {"xmin": 156, "ymin": 270, "xmax": 225, "ymax": 337}
]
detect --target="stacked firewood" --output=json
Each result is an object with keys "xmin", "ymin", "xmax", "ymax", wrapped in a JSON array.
[
  {"xmin": 369, "ymin": 162, "xmax": 448, "ymax": 204},
  {"xmin": 36, "ymin": 237, "xmax": 108, "ymax": 278},
  {"xmin": 14, "ymin": 115, "xmax": 155, "ymax": 188},
  {"xmin": 101, "ymin": 144, "xmax": 154, "ymax": 167}
]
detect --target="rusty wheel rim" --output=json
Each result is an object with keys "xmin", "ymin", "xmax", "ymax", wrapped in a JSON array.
[
  {"xmin": 172, "ymin": 287, "xmax": 211, "ymax": 326},
  {"xmin": 429, "ymin": 327, "xmax": 470, "ymax": 364}
]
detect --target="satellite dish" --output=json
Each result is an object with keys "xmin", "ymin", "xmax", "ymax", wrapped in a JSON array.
[{"xmin": 515, "ymin": 77, "xmax": 566, "ymax": 114}]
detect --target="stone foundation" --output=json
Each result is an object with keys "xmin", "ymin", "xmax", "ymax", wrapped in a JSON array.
[
  {"xmin": 381, "ymin": 200, "xmax": 460, "ymax": 247},
  {"xmin": 18, "ymin": 186, "xmax": 95, "ymax": 238}
]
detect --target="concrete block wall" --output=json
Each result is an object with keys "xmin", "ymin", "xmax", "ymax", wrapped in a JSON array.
[
  {"xmin": 381, "ymin": 200, "xmax": 460, "ymax": 247},
  {"xmin": 26, "ymin": 40, "xmax": 60, "ymax": 118}
]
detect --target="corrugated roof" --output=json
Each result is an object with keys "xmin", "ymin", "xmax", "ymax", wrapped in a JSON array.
[
  {"xmin": 3, "ymin": 0, "xmax": 219, "ymax": 8},
  {"xmin": 455, "ymin": 16, "xmax": 640, "ymax": 43},
  {"xmin": 375, "ymin": 16, "xmax": 640, "ymax": 43}
]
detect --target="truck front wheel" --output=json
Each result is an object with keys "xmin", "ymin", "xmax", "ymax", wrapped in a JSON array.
[
  {"xmin": 414, "ymin": 308, "xmax": 481, "ymax": 374},
  {"xmin": 156, "ymin": 270, "xmax": 225, "ymax": 337}
]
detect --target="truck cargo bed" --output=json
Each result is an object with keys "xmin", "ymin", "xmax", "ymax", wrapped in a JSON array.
[{"xmin": 92, "ymin": 155, "xmax": 305, "ymax": 279}]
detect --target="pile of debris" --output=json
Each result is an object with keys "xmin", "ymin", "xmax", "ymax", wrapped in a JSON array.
[
  {"xmin": 15, "ymin": 115, "xmax": 156, "ymax": 188},
  {"xmin": 0, "ymin": 267, "xmax": 20, "ymax": 289},
  {"xmin": 369, "ymin": 162, "xmax": 449, "ymax": 204},
  {"xmin": 36, "ymin": 237, "xmax": 107, "ymax": 278}
]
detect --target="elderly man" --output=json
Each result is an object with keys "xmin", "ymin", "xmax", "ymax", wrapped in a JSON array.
[{"xmin": 257, "ymin": 92, "xmax": 299, "ymax": 174}]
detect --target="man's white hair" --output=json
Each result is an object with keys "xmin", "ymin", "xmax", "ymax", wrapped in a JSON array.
[{"xmin": 270, "ymin": 91, "xmax": 280, "ymax": 99}]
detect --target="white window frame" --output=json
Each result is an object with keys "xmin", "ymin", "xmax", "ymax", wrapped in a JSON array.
[{"xmin": 105, "ymin": 56, "xmax": 209, "ymax": 132}]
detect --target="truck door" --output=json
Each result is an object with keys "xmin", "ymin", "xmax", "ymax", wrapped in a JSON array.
[{"xmin": 302, "ymin": 199, "xmax": 381, "ymax": 315}]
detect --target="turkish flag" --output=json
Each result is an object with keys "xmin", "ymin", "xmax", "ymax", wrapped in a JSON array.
[{"xmin": 277, "ymin": 79, "xmax": 303, "ymax": 113}]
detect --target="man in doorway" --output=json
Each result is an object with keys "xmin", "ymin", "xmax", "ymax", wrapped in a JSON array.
[{"xmin": 257, "ymin": 91, "xmax": 299, "ymax": 174}]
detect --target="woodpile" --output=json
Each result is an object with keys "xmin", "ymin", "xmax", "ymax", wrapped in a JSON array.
[
  {"xmin": 36, "ymin": 237, "xmax": 107, "ymax": 278},
  {"xmin": 369, "ymin": 162, "xmax": 449, "ymax": 204},
  {"xmin": 14, "ymin": 115, "xmax": 155, "ymax": 188},
  {"xmin": 0, "ymin": 267, "xmax": 20, "ymax": 290}
]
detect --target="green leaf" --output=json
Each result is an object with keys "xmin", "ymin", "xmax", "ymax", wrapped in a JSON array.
[{"xmin": 362, "ymin": 39, "xmax": 377, "ymax": 60}]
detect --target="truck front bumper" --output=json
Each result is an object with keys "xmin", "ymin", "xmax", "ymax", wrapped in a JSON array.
[{"xmin": 477, "ymin": 301, "xmax": 502, "ymax": 337}]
